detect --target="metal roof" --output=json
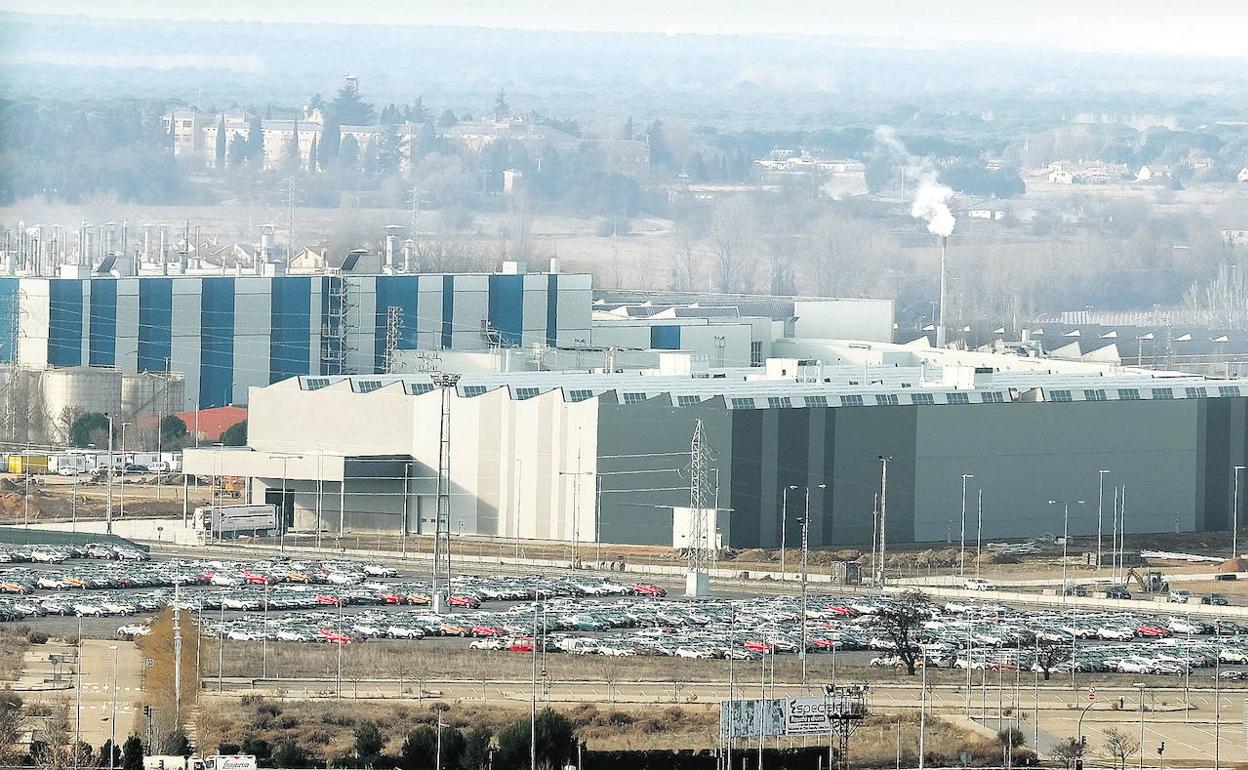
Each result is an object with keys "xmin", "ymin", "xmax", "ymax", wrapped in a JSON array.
[{"xmin": 296, "ymin": 363, "xmax": 1245, "ymax": 409}]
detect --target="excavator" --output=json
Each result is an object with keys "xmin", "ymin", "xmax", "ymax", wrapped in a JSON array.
[{"xmin": 1125, "ymin": 568, "xmax": 1169, "ymax": 594}]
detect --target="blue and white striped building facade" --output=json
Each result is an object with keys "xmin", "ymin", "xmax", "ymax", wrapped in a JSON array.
[{"xmin": 0, "ymin": 271, "xmax": 591, "ymax": 408}]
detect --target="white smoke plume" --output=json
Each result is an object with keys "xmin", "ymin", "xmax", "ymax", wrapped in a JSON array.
[
  {"xmin": 875, "ymin": 125, "xmax": 958, "ymax": 238},
  {"xmin": 910, "ymin": 174, "xmax": 956, "ymax": 238}
]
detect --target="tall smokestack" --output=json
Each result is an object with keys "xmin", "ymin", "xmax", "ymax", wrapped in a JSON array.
[{"xmin": 936, "ymin": 235, "xmax": 948, "ymax": 347}]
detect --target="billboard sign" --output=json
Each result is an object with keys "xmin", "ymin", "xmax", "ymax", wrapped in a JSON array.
[
  {"xmin": 721, "ymin": 697, "xmax": 844, "ymax": 737},
  {"xmin": 720, "ymin": 698, "xmax": 786, "ymax": 738}
]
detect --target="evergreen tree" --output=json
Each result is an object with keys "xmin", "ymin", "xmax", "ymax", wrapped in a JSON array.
[
  {"xmin": 622, "ymin": 116, "xmax": 634, "ymax": 140},
  {"xmin": 121, "ymin": 736, "xmax": 143, "ymax": 770},
  {"xmin": 307, "ymin": 135, "xmax": 319, "ymax": 174},
  {"xmin": 159, "ymin": 415, "xmax": 187, "ymax": 447},
  {"xmin": 283, "ymin": 120, "xmax": 302, "ymax": 173},
  {"xmin": 494, "ymin": 709, "xmax": 574, "ymax": 770},
  {"xmin": 438, "ymin": 109, "xmax": 458, "ymax": 128},
  {"xmin": 411, "ymin": 96, "xmax": 430, "ymax": 123},
  {"xmin": 361, "ymin": 137, "xmax": 379, "ymax": 177},
  {"xmin": 227, "ymin": 134, "xmax": 247, "ymax": 168},
  {"xmin": 646, "ymin": 120, "xmax": 671, "ymax": 170},
  {"xmin": 352, "ymin": 722, "xmax": 384, "ymax": 767},
  {"xmin": 493, "ymin": 88, "xmax": 509, "ymax": 120},
  {"xmin": 460, "ymin": 727, "xmax": 492, "ymax": 770},
  {"xmin": 377, "ymin": 124, "xmax": 401, "ymax": 176},
  {"xmin": 214, "ymin": 114, "xmax": 226, "ymax": 169},
  {"xmin": 339, "ymin": 134, "xmax": 360, "ymax": 170},
  {"xmin": 320, "ymin": 119, "xmax": 341, "ymax": 168},
  {"xmin": 246, "ymin": 113, "xmax": 264, "ymax": 168},
  {"xmin": 329, "ymin": 81, "xmax": 376, "ymax": 125},
  {"xmin": 69, "ymin": 412, "xmax": 109, "ymax": 448},
  {"xmin": 220, "ymin": 421, "xmax": 247, "ymax": 446}
]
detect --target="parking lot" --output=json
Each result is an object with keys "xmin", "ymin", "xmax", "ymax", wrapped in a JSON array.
[{"xmin": 7, "ymin": 542, "xmax": 1248, "ymax": 680}]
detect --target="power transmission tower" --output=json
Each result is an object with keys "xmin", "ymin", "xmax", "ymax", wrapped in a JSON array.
[
  {"xmin": 686, "ymin": 419, "xmax": 711, "ymax": 596},
  {"xmin": 431, "ymin": 372, "xmax": 460, "ymax": 612},
  {"xmin": 383, "ymin": 306, "xmax": 404, "ymax": 373},
  {"xmin": 414, "ymin": 351, "xmax": 441, "ymax": 373},
  {"xmin": 286, "ymin": 179, "xmax": 296, "ymax": 266}
]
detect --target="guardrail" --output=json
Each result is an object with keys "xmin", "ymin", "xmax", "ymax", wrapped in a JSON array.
[
  {"xmin": 888, "ymin": 583, "xmax": 1248, "ymax": 620},
  {"xmin": 0, "ymin": 525, "xmax": 147, "ymax": 552}
]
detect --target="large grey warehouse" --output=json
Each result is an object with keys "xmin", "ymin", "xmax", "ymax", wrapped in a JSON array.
[{"xmin": 184, "ymin": 342, "xmax": 1248, "ymax": 549}]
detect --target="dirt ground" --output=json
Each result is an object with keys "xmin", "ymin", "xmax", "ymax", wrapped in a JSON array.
[{"xmin": 0, "ymin": 474, "xmax": 214, "ymax": 526}]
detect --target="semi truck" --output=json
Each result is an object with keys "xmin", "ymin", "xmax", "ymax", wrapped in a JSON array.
[
  {"xmin": 195, "ymin": 504, "xmax": 280, "ymax": 539},
  {"xmin": 189, "ymin": 757, "xmax": 256, "ymax": 770}
]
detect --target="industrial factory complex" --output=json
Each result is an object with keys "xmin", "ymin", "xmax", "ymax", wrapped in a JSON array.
[{"xmin": 2, "ymin": 224, "xmax": 1246, "ymax": 550}]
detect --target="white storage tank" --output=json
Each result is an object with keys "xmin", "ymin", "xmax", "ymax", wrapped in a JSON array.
[
  {"xmin": 121, "ymin": 371, "xmax": 186, "ymax": 423},
  {"xmin": 41, "ymin": 366, "xmax": 123, "ymax": 443}
]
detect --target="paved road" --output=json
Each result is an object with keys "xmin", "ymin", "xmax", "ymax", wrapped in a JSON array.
[{"xmin": 14, "ymin": 640, "xmax": 144, "ymax": 747}]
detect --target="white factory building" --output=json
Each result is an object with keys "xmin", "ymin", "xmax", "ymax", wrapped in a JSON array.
[{"xmin": 184, "ymin": 340, "xmax": 1248, "ymax": 550}]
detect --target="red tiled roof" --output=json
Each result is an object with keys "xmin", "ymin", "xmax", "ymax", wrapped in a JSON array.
[{"xmin": 174, "ymin": 406, "xmax": 248, "ymax": 441}]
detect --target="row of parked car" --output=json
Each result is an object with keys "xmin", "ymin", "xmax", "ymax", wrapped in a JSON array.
[
  {"xmin": 0, "ymin": 543, "xmax": 148, "ymax": 565},
  {"xmin": 186, "ymin": 592, "xmax": 1248, "ymax": 677}
]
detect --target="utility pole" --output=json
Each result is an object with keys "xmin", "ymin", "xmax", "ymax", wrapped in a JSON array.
[
  {"xmin": 876, "ymin": 456, "xmax": 890, "ymax": 586},
  {"xmin": 286, "ymin": 178, "xmax": 295, "ymax": 266},
  {"xmin": 1097, "ymin": 469, "xmax": 1110, "ymax": 570},
  {"xmin": 800, "ymin": 484, "xmax": 823, "ymax": 691},
  {"xmin": 173, "ymin": 582, "xmax": 182, "ymax": 728},
  {"xmin": 106, "ymin": 413, "xmax": 114, "ymax": 534},
  {"xmin": 560, "ymin": 429, "xmax": 592, "ymax": 572},
  {"xmin": 431, "ymin": 373, "xmax": 460, "ymax": 612}
]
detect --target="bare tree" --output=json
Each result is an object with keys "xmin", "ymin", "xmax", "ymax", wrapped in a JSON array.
[
  {"xmin": 54, "ymin": 406, "xmax": 84, "ymax": 445},
  {"xmin": 1102, "ymin": 728, "xmax": 1139, "ymax": 770},
  {"xmin": 0, "ymin": 690, "xmax": 26, "ymax": 767},
  {"xmin": 1034, "ymin": 637, "xmax": 1072, "ymax": 681},
  {"xmin": 708, "ymin": 197, "xmax": 756, "ymax": 294},
  {"xmin": 1182, "ymin": 262, "xmax": 1248, "ymax": 327},
  {"xmin": 1050, "ymin": 736, "xmax": 1086, "ymax": 769},
  {"xmin": 671, "ymin": 223, "xmax": 703, "ymax": 292},
  {"xmin": 875, "ymin": 590, "xmax": 933, "ymax": 676},
  {"xmin": 30, "ymin": 697, "xmax": 82, "ymax": 770},
  {"xmin": 412, "ymin": 239, "xmax": 491, "ymax": 273},
  {"xmin": 506, "ymin": 191, "xmax": 534, "ymax": 263}
]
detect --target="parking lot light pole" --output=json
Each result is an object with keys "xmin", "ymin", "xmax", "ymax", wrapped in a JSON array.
[
  {"xmin": 800, "ymin": 484, "xmax": 824, "ymax": 692},
  {"xmin": 959, "ymin": 474, "xmax": 973, "ymax": 577},
  {"xmin": 780, "ymin": 485, "xmax": 797, "ymax": 579},
  {"xmin": 1132, "ymin": 681, "xmax": 1146, "ymax": 770},
  {"xmin": 106, "ymin": 414, "xmax": 114, "ymax": 534},
  {"xmin": 1233, "ymin": 466, "xmax": 1245, "ymax": 560},
  {"xmin": 1048, "ymin": 500, "xmax": 1085, "ymax": 604},
  {"xmin": 119, "ymin": 422, "xmax": 130, "ymax": 521},
  {"xmin": 975, "ymin": 488, "xmax": 983, "ymax": 582},
  {"xmin": 1097, "ymin": 470, "xmax": 1110, "ymax": 570}
]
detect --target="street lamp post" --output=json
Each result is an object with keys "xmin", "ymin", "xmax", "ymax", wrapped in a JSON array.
[
  {"xmin": 780, "ymin": 485, "xmax": 797, "ymax": 579},
  {"xmin": 1097, "ymin": 470, "xmax": 1110, "ymax": 570},
  {"xmin": 1133, "ymin": 682, "xmax": 1146, "ymax": 770},
  {"xmin": 975, "ymin": 487, "xmax": 983, "ymax": 582},
  {"xmin": 108, "ymin": 644, "xmax": 118, "ymax": 770},
  {"xmin": 1233, "ymin": 466, "xmax": 1245, "ymax": 560},
  {"xmin": 800, "ymin": 483, "xmax": 825, "ymax": 692},
  {"xmin": 119, "ymin": 422, "xmax": 131, "ymax": 521},
  {"xmin": 959, "ymin": 474, "xmax": 973, "ymax": 577},
  {"xmin": 106, "ymin": 414, "xmax": 114, "ymax": 534},
  {"xmin": 1049, "ymin": 499, "xmax": 1086, "ymax": 603}
]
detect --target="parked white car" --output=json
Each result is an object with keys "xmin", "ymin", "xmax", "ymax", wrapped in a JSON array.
[{"xmin": 963, "ymin": 578, "xmax": 995, "ymax": 591}]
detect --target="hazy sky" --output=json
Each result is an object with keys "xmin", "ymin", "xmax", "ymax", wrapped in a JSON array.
[{"xmin": 3, "ymin": 0, "xmax": 1247, "ymax": 58}]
